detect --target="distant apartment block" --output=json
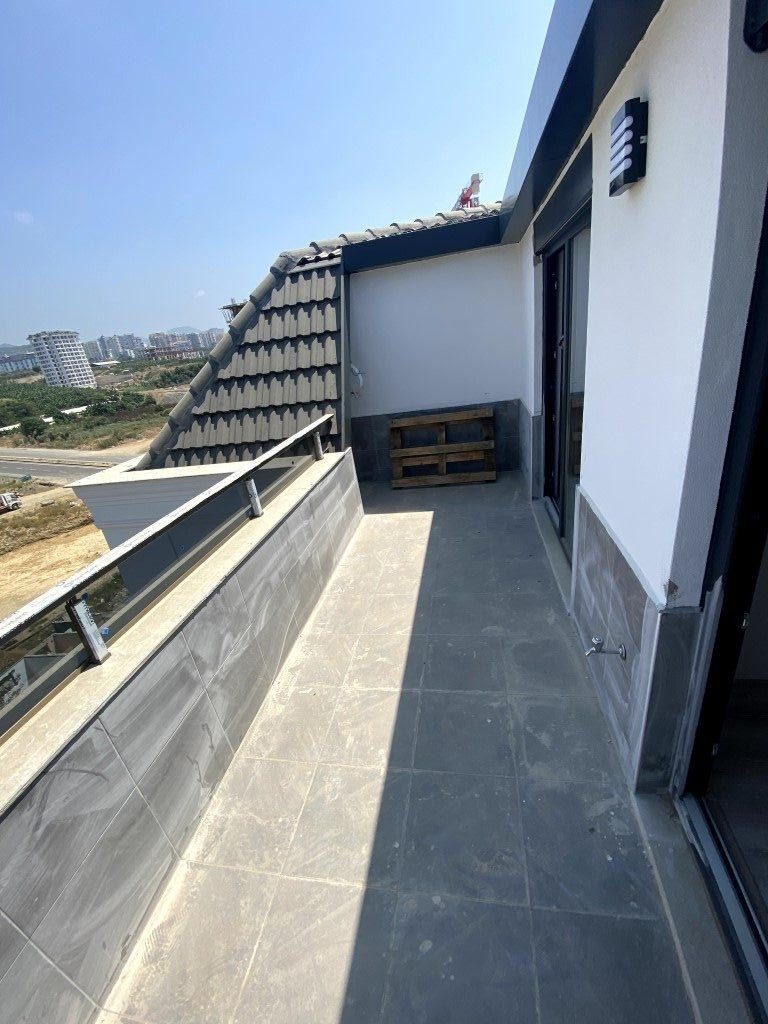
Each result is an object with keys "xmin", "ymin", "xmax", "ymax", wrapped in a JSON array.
[
  {"xmin": 83, "ymin": 334, "xmax": 146, "ymax": 362},
  {"xmin": 198, "ymin": 327, "xmax": 224, "ymax": 349},
  {"xmin": 0, "ymin": 352, "xmax": 38, "ymax": 376},
  {"xmin": 28, "ymin": 330, "xmax": 97, "ymax": 388}
]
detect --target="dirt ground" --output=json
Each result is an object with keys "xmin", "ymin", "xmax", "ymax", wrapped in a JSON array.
[
  {"xmin": 0, "ymin": 523, "xmax": 108, "ymax": 619},
  {"xmin": 0, "ymin": 432, "xmax": 149, "ymax": 619}
]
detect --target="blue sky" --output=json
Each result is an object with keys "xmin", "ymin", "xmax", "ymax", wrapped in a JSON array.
[{"xmin": 0, "ymin": 1, "xmax": 554, "ymax": 344}]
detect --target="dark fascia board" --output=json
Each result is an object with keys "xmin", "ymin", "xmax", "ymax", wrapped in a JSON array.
[
  {"xmin": 500, "ymin": 0, "xmax": 663, "ymax": 244},
  {"xmin": 341, "ymin": 215, "xmax": 500, "ymax": 274},
  {"xmin": 533, "ymin": 137, "xmax": 593, "ymax": 254}
]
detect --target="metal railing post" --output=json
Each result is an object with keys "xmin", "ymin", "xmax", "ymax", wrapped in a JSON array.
[
  {"xmin": 66, "ymin": 597, "xmax": 110, "ymax": 665},
  {"xmin": 312, "ymin": 428, "xmax": 324, "ymax": 461},
  {"xmin": 245, "ymin": 478, "xmax": 264, "ymax": 517}
]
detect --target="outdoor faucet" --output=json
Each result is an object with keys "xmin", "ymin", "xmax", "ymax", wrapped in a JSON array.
[{"xmin": 584, "ymin": 635, "xmax": 627, "ymax": 660}]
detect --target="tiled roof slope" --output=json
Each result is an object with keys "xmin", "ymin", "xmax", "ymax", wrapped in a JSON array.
[{"xmin": 143, "ymin": 203, "xmax": 501, "ymax": 468}]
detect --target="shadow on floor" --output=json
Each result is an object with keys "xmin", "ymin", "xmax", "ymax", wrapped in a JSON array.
[
  {"xmin": 100, "ymin": 473, "xmax": 700, "ymax": 1024},
  {"xmin": 232, "ymin": 474, "xmax": 695, "ymax": 1024}
]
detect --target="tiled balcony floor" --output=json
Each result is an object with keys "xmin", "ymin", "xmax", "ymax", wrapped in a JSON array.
[{"xmin": 98, "ymin": 474, "xmax": 696, "ymax": 1024}]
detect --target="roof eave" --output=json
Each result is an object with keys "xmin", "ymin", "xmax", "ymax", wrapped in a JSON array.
[
  {"xmin": 341, "ymin": 212, "xmax": 501, "ymax": 274},
  {"xmin": 500, "ymin": 0, "xmax": 664, "ymax": 244}
]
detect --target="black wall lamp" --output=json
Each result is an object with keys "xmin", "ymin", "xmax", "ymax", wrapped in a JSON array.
[{"xmin": 609, "ymin": 99, "xmax": 648, "ymax": 197}]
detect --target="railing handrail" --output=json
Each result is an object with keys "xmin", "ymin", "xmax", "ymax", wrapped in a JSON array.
[{"xmin": 0, "ymin": 414, "xmax": 333, "ymax": 644}]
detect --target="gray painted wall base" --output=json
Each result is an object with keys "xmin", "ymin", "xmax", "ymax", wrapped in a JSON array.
[
  {"xmin": 0, "ymin": 452, "xmax": 363, "ymax": 1018},
  {"xmin": 518, "ymin": 401, "xmax": 543, "ymax": 498},
  {"xmin": 351, "ymin": 398, "xmax": 520, "ymax": 481},
  {"xmin": 572, "ymin": 488, "xmax": 702, "ymax": 792}
]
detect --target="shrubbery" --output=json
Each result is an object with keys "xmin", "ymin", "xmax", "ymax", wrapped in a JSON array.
[{"xmin": 0, "ymin": 380, "xmax": 168, "ymax": 448}]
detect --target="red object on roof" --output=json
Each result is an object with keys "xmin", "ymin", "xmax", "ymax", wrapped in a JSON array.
[{"xmin": 453, "ymin": 173, "xmax": 482, "ymax": 211}]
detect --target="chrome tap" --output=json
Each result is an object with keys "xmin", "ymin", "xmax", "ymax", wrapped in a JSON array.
[{"xmin": 584, "ymin": 635, "xmax": 627, "ymax": 660}]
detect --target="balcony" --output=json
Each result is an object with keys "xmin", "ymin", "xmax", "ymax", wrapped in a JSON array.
[{"xmin": 0, "ymin": 448, "xmax": 748, "ymax": 1024}]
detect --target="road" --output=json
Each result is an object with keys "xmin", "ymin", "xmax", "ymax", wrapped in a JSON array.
[
  {"xmin": 0, "ymin": 460, "xmax": 98, "ymax": 484},
  {"xmin": 0, "ymin": 445, "xmax": 136, "ymax": 484}
]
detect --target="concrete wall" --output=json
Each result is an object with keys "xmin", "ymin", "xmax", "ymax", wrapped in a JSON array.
[
  {"xmin": 348, "ymin": 244, "xmax": 527, "ymax": 419},
  {"xmin": 0, "ymin": 453, "xmax": 362, "ymax": 1017},
  {"xmin": 578, "ymin": 0, "xmax": 768, "ymax": 609}
]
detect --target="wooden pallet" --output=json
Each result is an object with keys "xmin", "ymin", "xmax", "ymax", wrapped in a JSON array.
[{"xmin": 389, "ymin": 408, "xmax": 496, "ymax": 489}]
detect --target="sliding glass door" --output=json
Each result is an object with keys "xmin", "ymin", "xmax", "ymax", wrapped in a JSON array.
[{"xmin": 542, "ymin": 217, "xmax": 591, "ymax": 561}]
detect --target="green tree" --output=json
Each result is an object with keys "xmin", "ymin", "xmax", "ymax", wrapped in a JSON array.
[{"xmin": 19, "ymin": 416, "xmax": 47, "ymax": 439}]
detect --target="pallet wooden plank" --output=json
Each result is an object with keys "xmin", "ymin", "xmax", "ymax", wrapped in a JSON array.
[
  {"xmin": 389, "ymin": 408, "xmax": 494, "ymax": 429},
  {"xmin": 393, "ymin": 470, "xmax": 496, "ymax": 489},
  {"xmin": 398, "ymin": 450, "xmax": 489, "ymax": 471},
  {"xmin": 391, "ymin": 440, "xmax": 494, "ymax": 459}
]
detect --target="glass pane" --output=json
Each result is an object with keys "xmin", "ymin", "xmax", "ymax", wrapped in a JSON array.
[
  {"xmin": 0, "ymin": 604, "xmax": 88, "ymax": 734},
  {"xmin": 563, "ymin": 226, "xmax": 591, "ymax": 558}
]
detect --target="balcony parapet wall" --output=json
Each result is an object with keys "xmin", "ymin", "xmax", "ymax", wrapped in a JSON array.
[{"xmin": 0, "ymin": 450, "xmax": 361, "ymax": 1013}]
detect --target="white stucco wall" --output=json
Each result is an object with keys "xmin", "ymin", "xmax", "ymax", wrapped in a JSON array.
[
  {"xmin": 517, "ymin": 226, "xmax": 537, "ymax": 415},
  {"xmin": 573, "ymin": 0, "xmax": 768, "ymax": 606},
  {"xmin": 348, "ymin": 245, "xmax": 527, "ymax": 418}
]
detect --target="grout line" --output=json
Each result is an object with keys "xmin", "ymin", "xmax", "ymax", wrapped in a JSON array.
[
  {"xmin": 0, "ymin": 925, "xmax": 101, "ymax": 1014},
  {"xmin": 378, "ymin": 684, "xmax": 422, "ymax": 1021},
  {"xmin": 99, "ymin": 728, "xmax": 185, "ymax": 866},
  {"xmin": 0, "ymin": 908, "xmax": 32, "ymax": 987},
  {"xmin": 229, "ymin": 661, "xmax": 346, "ymax": 1024},
  {"xmin": 504, "ymin": 689, "xmax": 541, "ymax": 1024},
  {"xmin": 179, "ymin": 630, "xmax": 236, "ymax": 759},
  {"xmin": 175, "ymin": 854, "xmax": 664, "ymax": 921},
  {"xmin": 628, "ymin": 796, "xmax": 704, "ymax": 1024}
]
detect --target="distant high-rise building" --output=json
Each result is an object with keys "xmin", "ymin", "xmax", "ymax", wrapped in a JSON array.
[
  {"xmin": 0, "ymin": 353, "xmax": 38, "ymax": 376},
  {"xmin": 199, "ymin": 328, "xmax": 224, "ymax": 349},
  {"xmin": 28, "ymin": 331, "xmax": 97, "ymax": 388}
]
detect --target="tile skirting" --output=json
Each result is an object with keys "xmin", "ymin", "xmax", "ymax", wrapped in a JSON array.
[
  {"xmin": 351, "ymin": 398, "xmax": 521, "ymax": 481},
  {"xmin": 571, "ymin": 488, "xmax": 702, "ymax": 791}
]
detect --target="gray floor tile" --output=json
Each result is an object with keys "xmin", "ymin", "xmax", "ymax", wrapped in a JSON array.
[
  {"xmin": 241, "ymin": 685, "xmax": 339, "ymax": 762},
  {"xmin": 104, "ymin": 863, "xmax": 277, "ymax": 1024},
  {"xmin": 361, "ymin": 589, "xmax": 430, "ymax": 635},
  {"xmin": 512, "ymin": 695, "xmax": 618, "ymax": 784},
  {"xmin": 533, "ymin": 908, "xmax": 696, "ymax": 1023},
  {"xmin": 382, "ymin": 893, "xmax": 536, "ymax": 1024},
  {"xmin": 429, "ymin": 591, "xmax": 564, "ymax": 641},
  {"xmin": 0, "ymin": 943, "xmax": 96, "ymax": 1024},
  {"xmin": 495, "ymin": 556, "xmax": 562, "ymax": 595},
  {"xmin": 283, "ymin": 631, "xmax": 357, "ymax": 688},
  {"xmin": 234, "ymin": 878, "xmax": 395, "ymax": 1024},
  {"xmin": 322, "ymin": 689, "xmax": 419, "ymax": 769},
  {"xmin": 313, "ymin": 587, "xmax": 368, "ymax": 633},
  {"xmin": 283, "ymin": 765, "xmax": 409, "ymax": 886},
  {"xmin": 414, "ymin": 691, "xmax": 517, "ymax": 776},
  {"xmin": 401, "ymin": 772, "xmax": 526, "ymax": 905},
  {"xmin": 422, "ymin": 636, "xmax": 507, "ymax": 692},
  {"xmin": 521, "ymin": 776, "xmax": 659, "ymax": 916},
  {"xmin": 505, "ymin": 634, "xmax": 590, "ymax": 695},
  {"xmin": 186, "ymin": 758, "xmax": 315, "ymax": 873},
  {"xmin": 345, "ymin": 634, "xmax": 427, "ymax": 690}
]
